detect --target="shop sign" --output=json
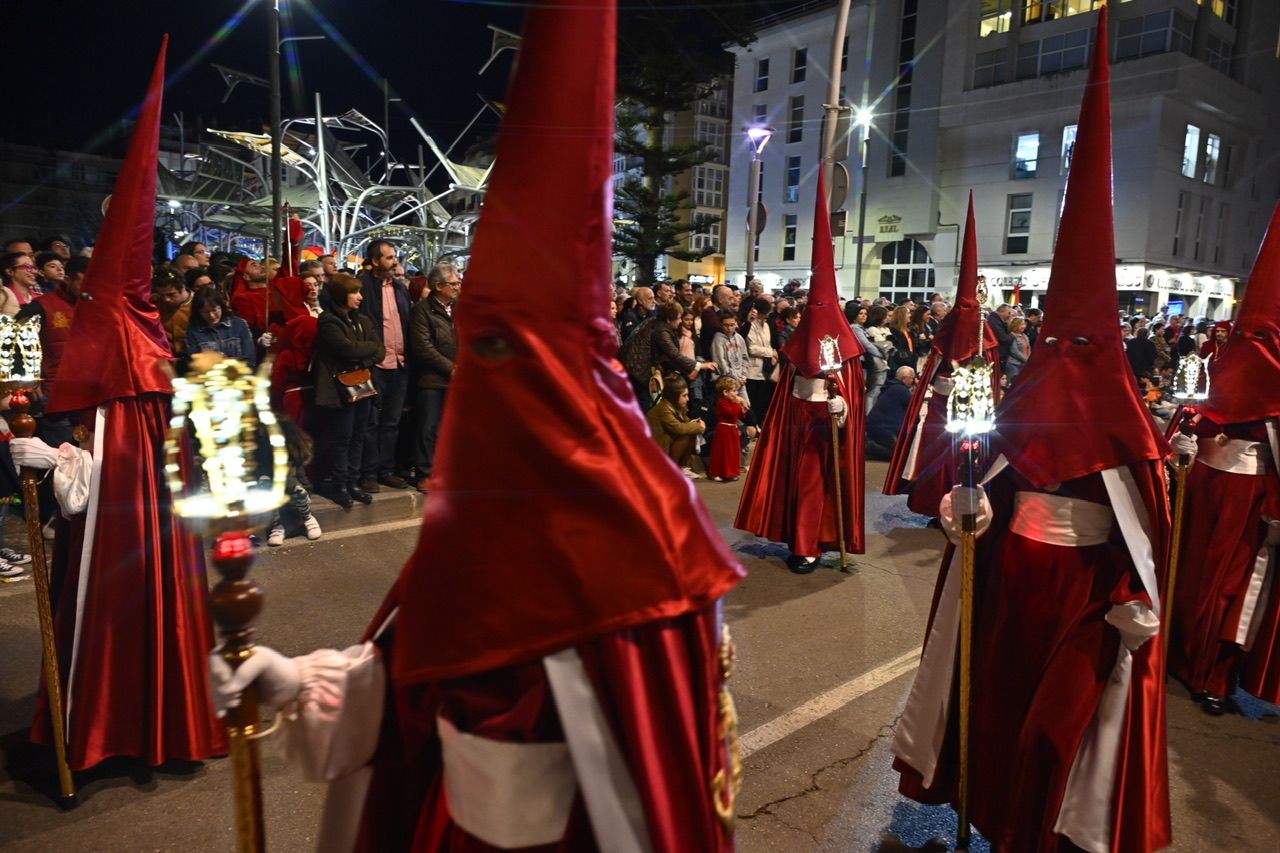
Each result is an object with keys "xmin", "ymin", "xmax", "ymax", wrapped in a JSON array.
[{"xmin": 878, "ymin": 214, "xmax": 901, "ymax": 235}]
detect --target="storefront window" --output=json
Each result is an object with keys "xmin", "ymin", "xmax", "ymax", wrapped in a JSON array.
[{"xmin": 879, "ymin": 239, "xmax": 935, "ymax": 303}]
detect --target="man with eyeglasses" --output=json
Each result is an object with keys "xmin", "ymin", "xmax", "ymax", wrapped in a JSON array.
[
  {"xmin": 178, "ymin": 240, "xmax": 211, "ymax": 268},
  {"xmin": 357, "ymin": 239, "xmax": 413, "ymax": 491}
]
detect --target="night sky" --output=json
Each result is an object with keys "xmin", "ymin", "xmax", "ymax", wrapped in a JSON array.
[{"xmin": 5, "ymin": 0, "xmax": 526, "ymax": 160}]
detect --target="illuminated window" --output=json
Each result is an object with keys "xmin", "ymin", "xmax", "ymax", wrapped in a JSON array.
[
  {"xmin": 1014, "ymin": 132, "xmax": 1040, "ymax": 179},
  {"xmin": 787, "ymin": 96, "xmax": 804, "ymax": 144},
  {"xmin": 1061, "ymin": 124, "xmax": 1077, "ymax": 175},
  {"xmin": 980, "ymin": 0, "xmax": 1013, "ymax": 36},
  {"xmin": 690, "ymin": 215, "xmax": 721, "ymax": 254},
  {"xmin": 974, "ymin": 48, "xmax": 1007, "ymax": 88},
  {"xmin": 1182, "ymin": 124, "xmax": 1201, "ymax": 179},
  {"xmin": 1024, "ymin": 0, "xmax": 1104, "ymax": 25},
  {"xmin": 792, "ymin": 48, "xmax": 807, "ymax": 84},
  {"xmin": 695, "ymin": 118, "xmax": 726, "ymax": 164},
  {"xmin": 1197, "ymin": 0, "xmax": 1237, "ymax": 26},
  {"xmin": 754, "ymin": 58, "xmax": 770, "ymax": 93},
  {"xmin": 782, "ymin": 214, "xmax": 798, "ymax": 261},
  {"xmin": 1203, "ymin": 134, "xmax": 1221, "ymax": 185},
  {"xmin": 1006, "ymin": 193, "xmax": 1033, "ymax": 254},
  {"xmin": 785, "ymin": 156, "xmax": 801, "ymax": 204}
]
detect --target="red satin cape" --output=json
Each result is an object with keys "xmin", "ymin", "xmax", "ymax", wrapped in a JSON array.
[
  {"xmin": 735, "ymin": 361, "xmax": 865, "ymax": 557},
  {"xmin": 349, "ymin": 605, "xmax": 733, "ymax": 852},
  {"xmin": 31, "ymin": 395, "xmax": 226, "ymax": 769},
  {"xmin": 895, "ymin": 462, "xmax": 1171, "ymax": 853}
]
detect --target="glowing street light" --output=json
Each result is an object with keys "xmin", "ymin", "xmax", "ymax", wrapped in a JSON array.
[
  {"xmin": 852, "ymin": 105, "xmax": 874, "ymax": 300},
  {"xmin": 744, "ymin": 124, "xmax": 774, "ymax": 280}
]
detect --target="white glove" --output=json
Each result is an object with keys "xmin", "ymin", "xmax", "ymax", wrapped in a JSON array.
[
  {"xmin": 1105, "ymin": 601, "xmax": 1160, "ymax": 651},
  {"xmin": 10, "ymin": 437, "xmax": 61, "ymax": 472},
  {"xmin": 827, "ymin": 396, "xmax": 847, "ymax": 416},
  {"xmin": 209, "ymin": 645, "xmax": 302, "ymax": 718},
  {"xmin": 257, "ymin": 332, "xmax": 275, "ymax": 348},
  {"xmin": 938, "ymin": 485, "xmax": 993, "ymax": 545},
  {"xmin": 1170, "ymin": 432, "xmax": 1198, "ymax": 459}
]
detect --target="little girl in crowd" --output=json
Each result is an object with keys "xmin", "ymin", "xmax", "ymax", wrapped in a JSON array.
[{"xmin": 709, "ymin": 376, "xmax": 750, "ymax": 482}]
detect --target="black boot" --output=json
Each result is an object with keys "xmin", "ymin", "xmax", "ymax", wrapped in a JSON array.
[{"xmin": 348, "ymin": 483, "xmax": 374, "ymax": 505}]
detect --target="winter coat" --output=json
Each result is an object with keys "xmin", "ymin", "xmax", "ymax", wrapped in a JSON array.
[
  {"xmin": 409, "ymin": 295, "xmax": 457, "ymax": 390},
  {"xmin": 645, "ymin": 398, "xmax": 703, "ymax": 455},
  {"xmin": 312, "ymin": 308, "xmax": 385, "ymax": 409},
  {"xmin": 652, "ymin": 321, "xmax": 696, "ymax": 378}
]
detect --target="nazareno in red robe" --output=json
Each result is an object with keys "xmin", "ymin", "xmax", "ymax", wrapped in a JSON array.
[
  {"xmin": 1168, "ymin": 415, "xmax": 1280, "ymax": 700},
  {"xmin": 735, "ymin": 360, "xmax": 865, "ymax": 558},
  {"xmin": 31, "ymin": 397, "xmax": 227, "ymax": 770},
  {"xmin": 892, "ymin": 458, "xmax": 1172, "ymax": 853}
]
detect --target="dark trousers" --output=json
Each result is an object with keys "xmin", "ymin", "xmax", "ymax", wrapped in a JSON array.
[
  {"xmin": 317, "ymin": 398, "xmax": 371, "ymax": 487},
  {"xmin": 414, "ymin": 387, "xmax": 448, "ymax": 477},
  {"xmin": 362, "ymin": 365, "xmax": 409, "ymax": 479}
]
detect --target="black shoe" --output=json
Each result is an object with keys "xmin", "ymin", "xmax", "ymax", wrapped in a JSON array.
[
  {"xmin": 1199, "ymin": 693, "xmax": 1228, "ymax": 716},
  {"xmin": 323, "ymin": 488, "xmax": 353, "ymax": 509},
  {"xmin": 787, "ymin": 554, "xmax": 819, "ymax": 574},
  {"xmin": 379, "ymin": 474, "xmax": 410, "ymax": 490},
  {"xmin": 348, "ymin": 485, "xmax": 374, "ymax": 505}
]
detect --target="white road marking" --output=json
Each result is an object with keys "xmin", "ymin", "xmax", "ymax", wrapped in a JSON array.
[{"xmin": 739, "ymin": 646, "xmax": 922, "ymax": 758}]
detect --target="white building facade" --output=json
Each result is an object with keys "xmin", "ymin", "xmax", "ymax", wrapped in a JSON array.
[{"xmin": 725, "ymin": 0, "xmax": 1280, "ymax": 319}]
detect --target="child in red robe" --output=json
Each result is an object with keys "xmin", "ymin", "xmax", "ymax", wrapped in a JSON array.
[{"xmin": 709, "ymin": 376, "xmax": 749, "ymax": 481}]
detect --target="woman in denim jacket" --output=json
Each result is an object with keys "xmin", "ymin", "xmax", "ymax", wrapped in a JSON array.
[{"xmin": 185, "ymin": 285, "xmax": 257, "ymax": 368}]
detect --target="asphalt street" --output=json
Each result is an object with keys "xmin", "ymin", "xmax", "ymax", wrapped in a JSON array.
[{"xmin": 0, "ymin": 461, "xmax": 1276, "ymax": 851}]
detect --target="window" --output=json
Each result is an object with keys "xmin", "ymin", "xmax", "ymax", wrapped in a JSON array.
[
  {"xmin": 841, "ymin": 36, "xmax": 849, "ymax": 72},
  {"xmin": 1203, "ymin": 133, "xmax": 1221, "ymax": 185},
  {"xmin": 756, "ymin": 162, "xmax": 765, "ymax": 203},
  {"xmin": 1182, "ymin": 124, "xmax": 1201, "ymax": 179},
  {"xmin": 785, "ymin": 156, "xmax": 801, "ymax": 203},
  {"xmin": 754, "ymin": 58, "xmax": 770, "ymax": 93},
  {"xmin": 1193, "ymin": 197, "xmax": 1209, "ymax": 261},
  {"xmin": 753, "ymin": 104, "xmax": 768, "ymax": 123},
  {"xmin": 1024, "ymin": 0, "xmax": 1104, "ymax": 26},
  {"xmin": 1014, "ymin": 132, "xmax": 1040, "ymax": 179},
  {"xmin": 1213, "ymin": 204, "xmax": 1229, "ymax": 265},
  {"xmin": 693, "ymin": 165, "xmax": 724, "ymax": 208},
  {"xmin": 695, "ymin": 118, "xmax": 726, "ymax": 164},
  {"xmin": 1198, "ymin": 0, "xmax": 1238, "ymax": 26},
  {"xmin": 974, "ymin": 48, "xmax": 1007, "ymax": 88},
  {"xmin": 1173, "ymin": 192, "xmax": 1189, "ymax": 256},
  {"xmin": 690, "ymin": 214, "xmax": 721, "ymax": 254},
  {"xmin": 792, "ymin": 48, "xmax": 807, "ymax": 84},
  {"xmin": 890, "ymin": 0, "xmax": 918, "ymax": 178},
  {"xmin": 981, "ymin": 0, "xmax": 1012, "ymax": 36},
  {"xmin": 1006, "ymin": 193, "xmax": 1033, "ymax": 254},
  {"xmin": 787, "ymin": 96, "xmax": 804, "ymax": 144},
  {"xmin": 1116, "ymin": 11, "xmax": 1193, "ymax": 61},
  {"xmin": 1061, "ymin": 124, "xmax": 1078, "ymax": 174},
  {"xmin": 782, "ymin": 214, "xmax": 798, "ymax": 261},
  {"xmin": 879, "ymin": 239, "xmax": 936, "ymax": 301},
  {"xmin": 1205, "ymin": 34, "xmax": 1233, "ymax": 75},
  {"xmin": 1017, "ymin": 29, "xmax": 1090, "ymax": 79}
]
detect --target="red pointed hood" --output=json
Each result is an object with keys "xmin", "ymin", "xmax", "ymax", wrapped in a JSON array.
[
  {"xmin": 783, "ymin": 170, "xmax": 863, "ymax": 376},
  {"xmin": 47, "ymin": 38, "xmax": 173, "ymax": 415},
  {"xmin": 391, "ymin": 0, "xmax": 742, "ymax": 684},
  {"xmin": 991, "ymin": 6, "xmax": 1166, "ymax": 487},
  {"xmin": 933, "ymin": 193, "xmax": 999, "ymax": 363},
  {"xmin": 1202, "ymin": 202, "xmax": 1280, "ymax": 424}
]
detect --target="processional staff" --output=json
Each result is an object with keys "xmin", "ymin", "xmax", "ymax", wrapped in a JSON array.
[
  {"xmin": 819, "ymin": 335, "xmax": 852, "ymax": 573},
  {"xmin": 0, "ymin": 314, "xmax": 75, "ymax": 804},
  {"xmin": 1164, "ymin": 352, "xmax": 1211, "ymax": 652},
  {"xmin": 164, "ymin": 354, "xmax": 287, "ymax": 853},
  {"xmin": 942, "ymin": 281, "xmax": 998, "ymax": 851}
]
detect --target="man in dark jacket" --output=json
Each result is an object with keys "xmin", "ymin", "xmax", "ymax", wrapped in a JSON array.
[
  {"xmin": 358, "ymin": 239, "xmax": 413, "ymax": 490},
  {"xmin": 989, "ymin": 301, "xmax": 1015, "ymax": 372},
  {"xmin": 408, "ymin": 263, "xmax": 461, "ymax": 490},
  {"xmin": 866, "ymin": 366, "xmax": 916, "ymax": 460},
  {"xmin": 618, "ymin": 286, "xmax": 654, "ymax": 341},
  {"xmin": 1126, "ymin": 326, "xmax": 1158, "ymax": 379}
]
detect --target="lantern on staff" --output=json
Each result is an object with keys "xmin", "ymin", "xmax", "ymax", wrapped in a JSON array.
[
  {"xmin": 1172, "ymin": 352, "xmax": 1211, "ymax": 402},
  {"xmin": 164, "ymin": 353, "xmax": 287, "ymax": 853},
  {"xmin": 946, "ymin": 280, "xmax": 997, "ymax": 437}
]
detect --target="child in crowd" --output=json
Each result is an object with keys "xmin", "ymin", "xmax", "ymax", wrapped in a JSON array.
[
  {"xmin": 708, "ymin": 376, "xmax": 750, "ymax": 482},
  {"xmin": 265, "ymin": 416, "xmax": 323, "ymax": 546}
]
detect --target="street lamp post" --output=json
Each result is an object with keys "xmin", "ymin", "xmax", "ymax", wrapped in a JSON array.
[
  {"xmin": 745, "ymin": 124, "xmax": 774, "ymax": 281},
  {"xmin": 820, "ymin": 0, "xmax": 854, "ymax": 201},
  {"xmin": 853, "ymin": 107, "xmax": 873, "ymax": 301},
  {"xmin": 269, "ymin": 1, "xmax": 282, "ymax": 264}
]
